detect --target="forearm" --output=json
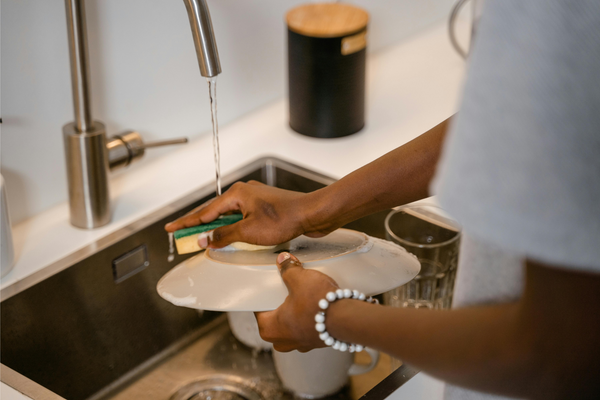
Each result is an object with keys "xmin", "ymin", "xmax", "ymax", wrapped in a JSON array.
[
  {"xmin": 165, "ymin": 117, "xmax": 450, "ymax": 242},
  {"xmin": 325, "ymin": 261, "xmax": 600, "ymax": 399},
  {"xmin": 327, "ymin": 300, "xmax": 533, "ymax": 398},
  {"xmin": 303, "ymin": 118, "xmax": 450, "ymax": 232}
]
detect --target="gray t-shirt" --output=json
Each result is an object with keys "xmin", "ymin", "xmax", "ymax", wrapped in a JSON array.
[{"xmin": 430, "ymin": 0, "xmax": 600, "ymax": 398}]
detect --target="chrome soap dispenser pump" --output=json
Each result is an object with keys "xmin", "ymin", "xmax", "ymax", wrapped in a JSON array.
[{"xmin": 62, "ymin": 0, "xmax": 221, "ymax": 229}]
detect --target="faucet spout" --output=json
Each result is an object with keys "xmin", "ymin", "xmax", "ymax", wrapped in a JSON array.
[{"xmin": 183, "ymin": 0, "xmax": 222, "ymax": 78}]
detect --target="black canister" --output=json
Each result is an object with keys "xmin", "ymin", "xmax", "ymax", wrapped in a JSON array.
[{"xmin": 287, "ymin": 3, "xmax": 369, "ymax": 138}]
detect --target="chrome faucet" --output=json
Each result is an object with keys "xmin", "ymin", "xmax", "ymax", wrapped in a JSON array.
[{"xmin": 63, "ymin": 0, "xmax": 221, "ymax": 229}]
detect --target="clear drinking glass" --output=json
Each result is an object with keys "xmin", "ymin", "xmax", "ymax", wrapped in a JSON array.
[{"xmin": 383, "ymin": 204, "xmax": 461, "ymax": 310}]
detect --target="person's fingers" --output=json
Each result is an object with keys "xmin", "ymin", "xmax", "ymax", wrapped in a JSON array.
[
  {"xmin": 246, "ymin": 180, "xmax": 265, "ymax": 186},
  {"xmin": 256, "ymin": 310, "xmax": 303, "ymax": 351},
  {"xmin": 297, "ymin": 345, "xmax": 315, "ymax": 353},
  {"xmin": 184, "ymin": 197, "xmax": 216, "ymax": 216},
  {"xmin": 165, "ymin": 214, "xmax": 198, "ymax": 232},
  {"xmin": 254, "ymin": 310, "xmax": 268, "ymax": 323},
  {"xmin": 273, "ymin": 343, "xmax": 296, "ymax": 353},
  {"xmin": 276, "ymin": 252, "xmax": 305, "ymax": 293},
  {"xmin": 204, "ymin": 220, "xmax": 249, "ymax": 248},
  {"xmin": 165, "ymin": 193, "xmax": 242, "ymax": 232},
  {"xmin": 304, "ymin": 231, "xmax": 330, "ymax": 238},
  {"xmin": 259, "ymin": 313, "xmax": 294, "ymax": 351},
  {"xmin": 255, "ymin": 310, "xmax": 278, "ymax": 342}
]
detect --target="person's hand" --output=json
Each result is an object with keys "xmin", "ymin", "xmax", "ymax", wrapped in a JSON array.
[
  {"xmin": 255, "ymin": 252, "xmax": 340, "ymax": 352},
  {"xmin": 164, "ymin": 180, "xmax": 335, "ymax": 248}
]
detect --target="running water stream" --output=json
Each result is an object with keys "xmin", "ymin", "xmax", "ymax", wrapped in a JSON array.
[
  {"xmin": 207, "ymin": 76, "xmax": 222, "ymax": 196},
  {"xmin": 168, "ymin": 76, "xmax": 222, "ymax": 263}
]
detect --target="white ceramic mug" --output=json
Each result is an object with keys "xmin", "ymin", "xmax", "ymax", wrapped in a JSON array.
[
  {"xmin": 227, "ymin": 311, "xmax": 272, "ymax": 351},
  {"xmin": 273, "ymin": 346, "xmax": 379, "ymax": 398}
]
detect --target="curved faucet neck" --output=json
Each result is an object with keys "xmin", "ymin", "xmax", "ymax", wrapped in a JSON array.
[{"xmin": 183, "ymin": 0, "xmax": 222, "ymax": 78}]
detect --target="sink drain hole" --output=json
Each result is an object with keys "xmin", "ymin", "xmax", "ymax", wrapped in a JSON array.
[{"xmin": 171, "ymin": 376, "xmax": 265, "ymax": 400}]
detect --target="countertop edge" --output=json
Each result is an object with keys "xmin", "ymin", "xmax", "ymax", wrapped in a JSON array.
[{"xmin": 360, "ymin": 364, "xmax": 419, "ymax": 400}]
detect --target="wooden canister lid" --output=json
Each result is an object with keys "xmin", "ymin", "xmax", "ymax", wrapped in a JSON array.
[{"xmin": 286, "ymin": 3, "xmax": 369, "ymax": 38}]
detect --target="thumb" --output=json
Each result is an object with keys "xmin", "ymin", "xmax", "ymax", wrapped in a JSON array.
[{"xmin": 276, "ymin": 252, "xmax": 304, "ymax": 292}]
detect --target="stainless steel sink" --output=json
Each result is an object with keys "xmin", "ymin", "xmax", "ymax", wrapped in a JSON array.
[{"xmin": 0, "ymin": 157, "xmax": 416, "ymax": 400}]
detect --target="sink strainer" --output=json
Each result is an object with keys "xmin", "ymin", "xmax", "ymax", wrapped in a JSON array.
[
  {"xmin": 170, "ymin": 376, "xmax": 265, "ymax": 400},
  {"xmin": 189, "ymin": 391, "xmax": 246, "ymax": 400}
]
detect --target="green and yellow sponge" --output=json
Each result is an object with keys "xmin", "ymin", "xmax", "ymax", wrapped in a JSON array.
[{"xmin": 174, "ymin": 214, "xmax": 243, "ymax": 254}]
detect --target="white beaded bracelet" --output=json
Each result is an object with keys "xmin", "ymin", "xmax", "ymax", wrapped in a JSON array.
[{"xmin": 315, "ymin": 289, "xmax": 379, "ymax": 352}]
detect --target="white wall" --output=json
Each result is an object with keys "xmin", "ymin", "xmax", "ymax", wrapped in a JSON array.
[{"xmin": 1, "ymin": 0, "xmax": 454, "ymax": 224}]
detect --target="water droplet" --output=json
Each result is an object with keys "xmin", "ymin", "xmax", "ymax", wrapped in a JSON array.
[{"xmin": 167, "ymin": 232, "xmax": 175, "ymax": 262}]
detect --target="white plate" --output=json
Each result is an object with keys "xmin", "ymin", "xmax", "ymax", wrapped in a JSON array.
[{"xmin": 157, "ymin": 229, "xmax": 420, "ymax": 312}]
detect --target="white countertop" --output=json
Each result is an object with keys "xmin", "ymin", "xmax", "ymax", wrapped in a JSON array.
[
  {"xmin": 0, "ymin": 384, "xmax": 33, "ymax": 400},
  {"xmin": 1, "ymin": 20, "xmax": 465, "ymax": 398}
]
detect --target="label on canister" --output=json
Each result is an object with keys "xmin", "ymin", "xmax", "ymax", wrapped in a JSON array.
[{"xmin": 341, "ymin": 31, "xmax": 367, "ymax": 55}]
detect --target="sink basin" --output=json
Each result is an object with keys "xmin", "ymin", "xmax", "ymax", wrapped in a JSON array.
[{"xmin": 0, "ymin": 157, "xmax": 412, "ymax": 399}]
